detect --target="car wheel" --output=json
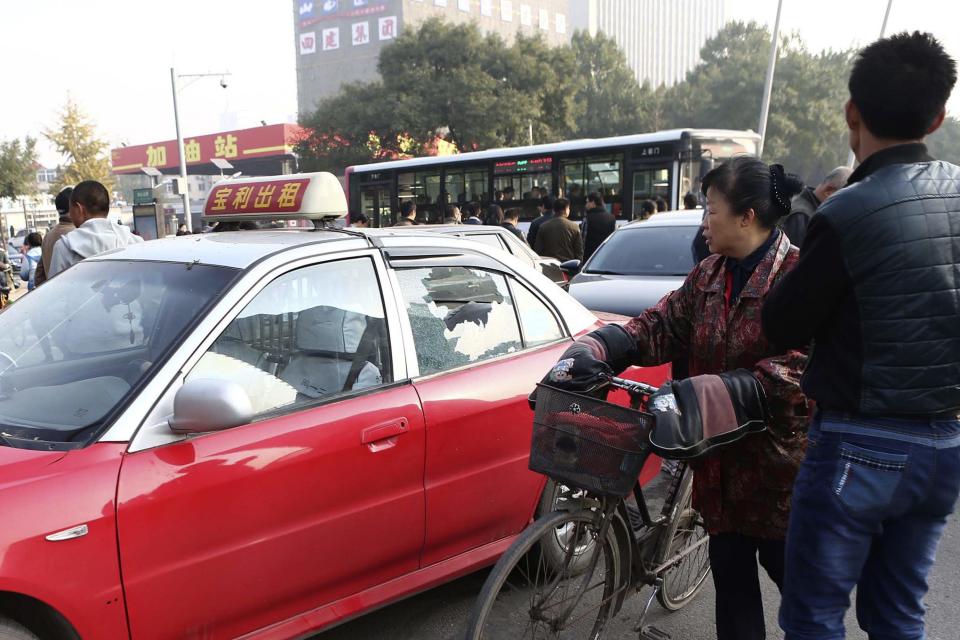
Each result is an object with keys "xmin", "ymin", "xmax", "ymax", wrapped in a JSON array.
[
  {"xmin": 0, "ymin": 618, "xmax": 40, "ymax": 640},
  {"xmin": 535, "ymin": 479, "xmax": 596, "ymax": 574}
]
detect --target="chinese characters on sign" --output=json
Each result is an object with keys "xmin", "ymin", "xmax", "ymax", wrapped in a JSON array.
[
  {"xmin": 379, "ymin": 16, "xmax": 396, "ymax": 40},
  {"xmin": 322, "ymin": 27, "xmax": 340, "ymax": 50},
  {"xmin": 214, "ymin": 134, "xmax": 238, "ymax": 159},
  {"xmin": 300, "ymin": 31, "xmax": 317, "ymax": 54},
  {"xmin": 352, "ymin": 21, "xmax": 370, "ymax": 46},
  {"xmin": 146, "ymin": 145, "xmax": 167, "ymax": 167},
  {"xmin": 184, "ymin": 139, "xmax": 201, "ymax": 163},
  {"xmin": 204, "ymin": 179, "xmax": 310, "ymax": 216}
]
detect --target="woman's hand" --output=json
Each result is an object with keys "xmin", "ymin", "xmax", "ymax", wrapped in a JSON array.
[{"xmin": 542, "ymin": 339, "xmax": 612, "ymax": 393}]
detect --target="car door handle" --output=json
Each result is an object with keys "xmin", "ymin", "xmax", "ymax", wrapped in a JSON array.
[{"xmin": 361, "ymin": 418, "xmax": 409, "ymax": 452}]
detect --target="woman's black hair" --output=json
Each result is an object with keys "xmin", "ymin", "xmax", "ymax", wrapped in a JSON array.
[
  {"xmin": 485, "ymin": 204, "xmax": 504, "ymax": 225},
  {"xmin": 25, "ymin": 232, "xmax": 42, "ymax": 248},
  {"xmin": 701, "ymin": 156, "xmax": 804, "ymax": 228}
]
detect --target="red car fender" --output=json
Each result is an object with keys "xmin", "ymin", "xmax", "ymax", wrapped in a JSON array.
[{"xmin": 0, "ymin": 443, "xmax": 128, "ymax": 639}]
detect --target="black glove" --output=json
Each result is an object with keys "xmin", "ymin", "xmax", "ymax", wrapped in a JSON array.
[
  {"xmin": 648, "ymin": 369, "xmax": 769, "ymax": 459},
  {"xmin": 542, "ymin": 341, "xmax": 613, "ymax": 392}
]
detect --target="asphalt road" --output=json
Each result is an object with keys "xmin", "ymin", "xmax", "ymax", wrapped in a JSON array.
[{"xmin": 314, "ymin": 510, "xmax": 960, "ymax": 640}]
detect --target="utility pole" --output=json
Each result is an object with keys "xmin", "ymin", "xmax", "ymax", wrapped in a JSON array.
[
  {"xmin": 169, "ymin": 68, "xmax": 231, "ymax": 226},
  {"xmin": 848, "ymin": 0, "xmax": 894, "ymax": 167},
  {"xmin": 170, "ymin": 67, "xmax": 190, "ymax": 224},
  {"xmin": 757, "ymin": 0, "xmax": 784, "ymax": 159}
]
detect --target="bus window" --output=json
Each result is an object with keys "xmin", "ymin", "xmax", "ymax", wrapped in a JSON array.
[
  {"xmin": 465, "ymin": 170, "xmax": 487, "ymax": 202},
  {"xmin": 631, "ymin": 167, "xmax": 671, "ymax": 218},
  {"xmin": 562, "ymin": 156, "xmax": 621, "ymax": 219},
  {"xmin": 398, "ymin": 171, "xmax": 443, "ymax": 223},
  {"xmin": 493, "ymin": 171, "xmax": 551, "ymax": 220},
  {"xmin": 446, "ymin": 167, "xmax": 487, "ymax": 204}
]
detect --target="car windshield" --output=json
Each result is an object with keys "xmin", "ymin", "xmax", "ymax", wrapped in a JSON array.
[
  {"xmin": 584, "ymin": 225, "xmax": 697, "ymax": 276},
  {"xmin": 0, "ymin": 260, "xmax": 237, "ymax": 447}
]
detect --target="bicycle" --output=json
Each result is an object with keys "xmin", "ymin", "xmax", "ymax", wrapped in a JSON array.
[{"xmin": 464, "ymin": 377, "xmax": 711, "ymax": 640}]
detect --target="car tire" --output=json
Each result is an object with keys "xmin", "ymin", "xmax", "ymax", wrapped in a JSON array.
[
  {"xmin": 534, "ymin": 479, "xmax": 595, "ymax": 574},
  {"xmin": 0, "ymin": 618, "xmax": 40, "ymax": 640}
]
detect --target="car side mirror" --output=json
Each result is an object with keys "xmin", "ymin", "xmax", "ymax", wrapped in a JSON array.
[
  {"xmin": 559, "ymin": 259, "xmax": 581, "ymax": 277},
  {"xmin": 168, "ymin": 378, "xmax": 254, "ymax": 434}
]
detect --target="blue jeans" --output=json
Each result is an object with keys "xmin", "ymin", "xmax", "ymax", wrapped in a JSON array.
[{"xmin": 780, "ymin": 411, "xmax": 960, "ymax": 640}]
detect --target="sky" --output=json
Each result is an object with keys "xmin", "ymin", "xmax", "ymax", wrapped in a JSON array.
[{"xmin": 2, "ymin": 0, "xmax": 960, "ymax": 167}]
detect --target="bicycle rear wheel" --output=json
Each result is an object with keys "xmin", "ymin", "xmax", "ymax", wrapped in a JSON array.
[
  {"xmin": 654, "ymin": 467, "xmax": 711, "ymax": 611},
  {"xmin": 465, "ymin": 507, "xmax": 624, "ymax": 640}
]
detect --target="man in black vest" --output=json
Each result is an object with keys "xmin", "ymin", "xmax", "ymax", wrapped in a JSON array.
[
  {"xmin": 763, "ymin": 32, "xmax": 960, "ymax": 640},
  {"xmin": 581, "ymin": 191, "xmax": 616, "ymax": 261}
]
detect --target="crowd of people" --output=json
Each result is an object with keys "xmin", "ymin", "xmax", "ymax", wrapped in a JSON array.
[
  {"xmin": 1, "ymin": 180, "xmax": 143, "ymax": 305},
  {"xmin": 547, "ymin": 31, "xmax": 960, "ymax": 640}
]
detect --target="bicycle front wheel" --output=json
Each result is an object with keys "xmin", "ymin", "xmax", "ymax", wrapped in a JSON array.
[
  {"xmin": 465, "ymin": 508, "xmax": 624, "ymax": 640},
  {"xmin": 654, "ymin": 468, "xmax": 711, "ymax": 611}
]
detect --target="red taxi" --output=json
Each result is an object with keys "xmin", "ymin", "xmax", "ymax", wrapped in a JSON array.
[{"xmin": 0, "ymin": 173, "xmax": 667, "ymax": 639}]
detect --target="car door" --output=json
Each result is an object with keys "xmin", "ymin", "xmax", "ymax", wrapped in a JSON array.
[
  {"xmin": 393, "ymin": 262, "xmax": 570, "ymax": 567},
  {"xmin": 116, "ymin": 254, "xmax": 426, "ymax": 640}
]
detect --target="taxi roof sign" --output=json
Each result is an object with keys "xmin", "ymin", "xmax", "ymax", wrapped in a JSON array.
[{"xmin": 201, "ymin": 172, "xmax": 347, "ymax": 222}]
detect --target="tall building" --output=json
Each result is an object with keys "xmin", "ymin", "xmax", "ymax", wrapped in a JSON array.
[
  {"xmin": 571, "ymin": 0, "xmax": 726, "ymax": 88},
  {"xmin": 294, "ymin": 0, "xmax": 571, "ymax": 117}
]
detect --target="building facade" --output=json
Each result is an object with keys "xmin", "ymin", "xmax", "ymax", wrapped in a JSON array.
[
  {"xmin": 293, "ymin": 0, "xmax": 571, "ymax": 117},
  {"xmin": 571, "ymin": 0, "xmax": 725, "ymax": 88}
]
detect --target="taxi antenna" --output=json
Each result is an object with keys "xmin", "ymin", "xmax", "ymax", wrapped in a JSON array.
[{"xmin": 317, "ymin": 219, "xmax": 383, "ymax": 248}]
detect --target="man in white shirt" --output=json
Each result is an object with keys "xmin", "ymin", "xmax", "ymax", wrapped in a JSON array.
[{"xmin": 49, "ymin": 180, "xmax": 143, "ymax": 278}]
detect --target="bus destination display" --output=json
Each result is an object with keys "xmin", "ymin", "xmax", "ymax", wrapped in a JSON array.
[{"xmin": 493, "ymin": 156, "xmax": 553, "ymax": 175}]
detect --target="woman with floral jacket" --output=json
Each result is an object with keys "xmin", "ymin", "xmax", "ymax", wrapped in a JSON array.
[{"xmin": 545, "ymin": 157, "xmax": 810, "ymax": 640}]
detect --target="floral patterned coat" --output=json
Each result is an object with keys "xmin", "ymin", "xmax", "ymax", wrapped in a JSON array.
[{"xmin": 622, "ymin": 232, "xmax": 809, "ymax": 540}]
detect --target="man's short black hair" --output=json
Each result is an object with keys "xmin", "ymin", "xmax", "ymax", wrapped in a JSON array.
[
  {"xmin": 849, "ymin": 31, "xmax": 956, "ymax": 139},
  {"xmin": 503, "ymin": 208, "xmax": 520, "ymax": 222},
  {"xmin": 70, "ymin": 180, "xmax": 110, "ymax": 215},
  {"xmin": 400, "ymin": 200, "xmax": 417, "ymax": 217},
  {"xmin": 463, "ymin": 202, "xmax": 478, "ymax": 217},
  {"xmin": 553, "ymin": 198, "xmax": 570, "ymax": 215},
  {"xmin": 540, "ymin": 195, "xmax": 555, "ymax": 211},
  {"xmin": 352, "ymin": 212, "xmax": 369, "ymax": 225},
  {"xmin": 587, "ymin": 192, "xmax": 604, "ymax": 208},
  {"xmin": 25, "ymin": 232, "xmax": 42, "ymax": 248},
  {"xmin": 55, "ymin": 187, "xmax": 73, "ymax": 215},
  {"xmin": 683, "ymin": 192, "xmax": 698, "ymax": 209}
]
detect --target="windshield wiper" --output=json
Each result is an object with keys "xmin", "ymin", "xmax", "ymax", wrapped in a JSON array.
[
  {"xmin": 0, "ymin": 430, "xmax": 82, "ymax": 451},
  {"xmin": 583, "ymin": 269, "xmax": 626, "ymax": 276}
]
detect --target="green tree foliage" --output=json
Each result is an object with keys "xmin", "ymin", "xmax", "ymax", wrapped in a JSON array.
[
  {"xmin": 665, "ymin": 22, "xmax": 853, "ymax": 183},
  {"xmin": 570, "ymin": 31, "xmax": 661, "ymax": 136},
  {"xmin": 927, "ymin": 116, "xmax": 960, "ymax": 163},
  {"xmin": 44, "ymin": 99, "xmax": 114, "ymax": 192},
  {"xmin": 0, "ymin": 137, "xmax": 38, "ymax": 201},
  {"xmin": 298, "ymin": 20, "xmax": 657, "ymax": 172}
]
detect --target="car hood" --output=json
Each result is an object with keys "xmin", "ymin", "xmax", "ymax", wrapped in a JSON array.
[
  {"xmin": 0, "ymin": 445, "xmax": 66, "ymax": 487},
  {"xmin": 567, "ymin": 272, "xmax": 687, "ymax": 317}
]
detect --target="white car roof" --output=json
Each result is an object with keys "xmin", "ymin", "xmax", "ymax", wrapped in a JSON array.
[
  {"xmin": 91, "ymin": 228, "xmax": 597, "ymax": 335},
  {"xmin": 621, "ymin": 209, "xmax": 704, "ymax": 229}
]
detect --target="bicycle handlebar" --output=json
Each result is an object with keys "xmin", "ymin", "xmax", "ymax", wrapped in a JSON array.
[{"xmin": 606, "ymin": 376, "xmax": 659, "ymax": 397}]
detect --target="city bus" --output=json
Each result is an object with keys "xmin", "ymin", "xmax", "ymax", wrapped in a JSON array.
[{"xmin": 345, "ymin": 128, "xmax": 760, "ymax": 227}]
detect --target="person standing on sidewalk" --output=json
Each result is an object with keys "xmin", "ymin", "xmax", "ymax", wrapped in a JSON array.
[
  {"xmin": 49, "ymin": 181, "xmax": 143, "ymax": 277},
  {"xmin": 582, "ymin": 192, "xmax": 616, "ymax": 261},
  {"xmin": 763, "ymin": 31, "xmax": 960, "ymax": 640},
  {"xmin": 34, "ymin": 187, "xmax": 75, "ymax": 287}
]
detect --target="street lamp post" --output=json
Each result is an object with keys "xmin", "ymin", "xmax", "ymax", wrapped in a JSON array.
[
  {"xmin": 847, "ymin": 0, "xmax": 895, "ymax": 168},
  {"xmin": 757, "ymin": 0, "xmax": 784, "ymax": 159},
  {"xmin": 169, "ymin": 67, "xmax": 231, "ymax": 225}
]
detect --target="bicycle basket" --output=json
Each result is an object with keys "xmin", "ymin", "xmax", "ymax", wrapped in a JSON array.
[{"xmin": 530, "ymin": 384, "xmax": 655, "ymax": 497}]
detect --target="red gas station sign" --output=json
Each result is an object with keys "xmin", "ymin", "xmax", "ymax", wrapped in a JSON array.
[{"xmin": 110, "ymin": 124, "xmax": 308, "ymax": 174}]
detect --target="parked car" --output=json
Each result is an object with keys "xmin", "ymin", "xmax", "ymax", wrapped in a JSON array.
[
  {"xmin": 388, "ymin": 224, "xmax": 566, "ymax": 286},
  {"xmin": 567, "ymin": 210, "xmax": 703, "ymax": 316},
  {"xmin": 0, "ymin": 173, "xmax": 668, "ymax": 640}
]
